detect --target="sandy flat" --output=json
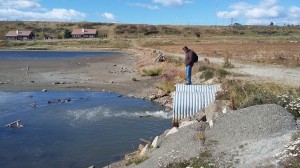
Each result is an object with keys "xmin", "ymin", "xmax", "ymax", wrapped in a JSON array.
[{"xmin": 0, "ymin": 51, "xmax": 159, "ymax": 99}]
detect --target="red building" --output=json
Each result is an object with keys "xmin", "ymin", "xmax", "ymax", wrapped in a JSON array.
[
  {"xmin": 71, "ymin": 29, "xmax": 98, "ymax": 38},
  {"xmin": 5, "ymin": 30, "xmax": 35, "ymax": 40}
]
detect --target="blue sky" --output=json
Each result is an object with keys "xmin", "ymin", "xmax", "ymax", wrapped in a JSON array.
[{"xmin": 0, "ymin": 0, "xmax": 299, "ymax": 25}]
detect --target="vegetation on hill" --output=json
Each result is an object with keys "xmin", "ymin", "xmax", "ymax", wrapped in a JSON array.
[{"xmin": 1, "ymin": 21, "xmax": 300, "ymax": 40}]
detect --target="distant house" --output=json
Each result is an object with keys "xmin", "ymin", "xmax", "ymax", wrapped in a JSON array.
[
  {"xmin": 5, "ymin": 30, "xmax": 35, "ymax": 40},
  {"xmin": 71, "ymin": 29, "xmax": 98, "ymax": 38}
]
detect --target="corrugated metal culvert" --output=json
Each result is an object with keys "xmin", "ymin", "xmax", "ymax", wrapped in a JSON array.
[{"xmin": 172, "ymin": 84, "xmax": 218, "ymax": 126}]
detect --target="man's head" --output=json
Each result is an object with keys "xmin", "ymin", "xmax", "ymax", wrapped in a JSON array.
[{"xmin": 182, "ymin": 46, "xmax": 189, "ymax": 52}]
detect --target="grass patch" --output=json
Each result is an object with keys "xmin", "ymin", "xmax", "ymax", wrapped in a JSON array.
[
  {"xmin": 140, "ymin": 67, "xmax": 162, "ymax": 76},
  {"xmin": 132, "ymin": 77, "xmax": 137, "ymax": 81},
  {"xmin": 215, "ymin": 68, "xmax": 230, "ymax": 79},
  {"xmin": 200, "ymin": 151, "xmax": 213, "ymax": 158},
  {"xmin": 197, "ymin": 60, "xmax": 230, "ymax": 81},
  {"xmin": 222, "ymin": 57, "xmax": 234, "ymax": 68},
  {"xmin": 200, "ymin": 70, "xmax": 214, "ymax": 80},
  {"xmin": 217, "ymin": 79, "xmax": 300, "ymax": 117},
  {"xmin": 166, "ymin": 156, "xmax": 215, "ymax": 168},
  {"xmin": 154, "ymin": 81, "xmax": 176, "ymax": 93},
  {"xmin": 125, "ymin": 156, "xmax": 148, "ymax": 166},
  {"xmin": 166, "ymin": 57, "xmax": 183, "ymax": 66}
]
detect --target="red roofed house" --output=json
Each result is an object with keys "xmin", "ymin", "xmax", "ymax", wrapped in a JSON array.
[
  {"xmin": 71, "ymin": 29, "xmax": 98, "ymax": 38},
  {"xmin": 5, "ymin": 30, "xmax": 35, "ymax": 40}
]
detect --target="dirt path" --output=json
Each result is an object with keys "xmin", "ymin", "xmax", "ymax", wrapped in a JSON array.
[
  {"xmin": 208, "ymin": 57, "xmax": 300, "ymax": 87},
  {"xmin": 132, "ymin": 40, "xmax": 300, "ymax": 87}
]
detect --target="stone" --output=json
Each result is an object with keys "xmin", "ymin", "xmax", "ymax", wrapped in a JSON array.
[
  {"xmin": 193, "ymin": 121, "xmax": 210, "ymax": 132},
  {"xmin": 138, "ymin": 144, "xmax": 145, "ymax": 151},
  {"xmin": 139, "ymin": 144, "xmax": 148, "ymax": 156},
  {"xmin": 152, "ymin": 136, "xmax": 159, "ymax": 148},
  {"xmin": 157, "ymin": 89, "xmax": 165, "ymax": 97},
  {"xmin": 148, "ymin": 95, "xmax": 157, "ymax": 101},
  {"xmin": 194, "ymin": 111, "xmax": 206, "ymax": 122},
  {"xmin": 222, "ymin": 106, "xmax": 229, "ymax": 113},
  {"xmin": 166, "ymin": 127, "xmax": 178, "ymax": 137},
  {"xmin": 179, "ymin": 121, "xmax": 197, "ymax": 129},
  {"xmin": 208, "ymin": 120, "xmax": 214, "ymax": 128}
]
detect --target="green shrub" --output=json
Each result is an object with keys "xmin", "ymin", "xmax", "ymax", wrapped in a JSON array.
[
  {"xmin": 277, "ymin": 94, "xmax": 300, "ymax": 117},
  {"xmin": 215, "ymin": 69, "xmax": 229, "ymax": 79},
  {"xmin": 218, "ymin": 79, "xmax": 300, "ymax": 117},
  {"xmin": 166, "ymin": 156, "xmax": 215, "ymax": 168},
  {"xmin": 200, "ymin": 70, "xmax": 214, "ymax": 80},
  {"xmin": 126, "ymin": 156, "xmax": 148, "ymax": 166},
  {"xmin": 198, "ymin": 64, "xmax": 209, "ymax": 72}
]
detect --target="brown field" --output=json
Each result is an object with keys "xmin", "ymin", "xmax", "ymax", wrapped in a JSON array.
[{"xmin": 1, "ymin": 21, "xmax": 300, "ymax": 66}]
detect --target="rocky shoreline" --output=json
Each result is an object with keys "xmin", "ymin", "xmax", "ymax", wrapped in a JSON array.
[{"xmin": 2, "ymin": 49, "xmax": 299, "ymax": 168}]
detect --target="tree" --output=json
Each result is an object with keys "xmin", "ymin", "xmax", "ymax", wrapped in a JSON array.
[
  {"xmin": 270, "ymin": 22, "xmax": 274, "ymax": 26},
  {"xmin": 64, "ymin": 29, "xmax": 72, "ymax": 38},
  {"xmin": 57, "ymin": 34, "xmax": 62, "ymax": 39}
]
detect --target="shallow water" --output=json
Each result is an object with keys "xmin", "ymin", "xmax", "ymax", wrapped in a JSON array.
[
  {"xmin": 0, "ymin": 92, "xmax": 171, "ymax": 168},
  {"xmin": 0, "ymin": 50, "xmax": 120, "ymax": 60}
]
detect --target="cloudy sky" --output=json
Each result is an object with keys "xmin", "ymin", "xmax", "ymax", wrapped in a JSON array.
[{"xmin": 0, "ymin": 0, "xmax": 299, "ymax": 25}]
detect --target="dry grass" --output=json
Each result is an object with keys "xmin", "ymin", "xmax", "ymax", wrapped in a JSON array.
[
  {"xmin": 216, "ymin": 79, "xmax": 300, "ymax": 112},
  {"xmin": 2, "ymin": 21, "xmax": 300, "ymax": 67}
]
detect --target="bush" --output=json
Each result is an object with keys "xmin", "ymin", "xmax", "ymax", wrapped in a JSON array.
[
  {"xmin": 140, "ymin": 67, "xmax": 162, "ymax": 76},
  {"xmin": 215, "ymin": 69, "xmax": 230, "ymax": 79},
  {"xmin": 200, "ymin": 70, "xmax": 214, "ymax": 80},
  {"xmin": 277, "ymin": 95, "xmax": 300, "ymax": 117},
  {"xmin": 166, "ymin": 156, "xmax": 215, "ymax": 168},
  {"xmin": 154, "ymin": 81, "xmax": 176, "ymax": 93},
  {"xmin": 222, "ymin": 57, "xmax": 234, "ymax": 68},
  {"xmin": 166, "ymin": 58, "xmax": 183, "ymax": 66},
  {"xmin": 126, "ymin": 156, "xmax": 148, "ymax": 166},
  {"xmin": 57, "ymin": 34, "xmax": 62, "ymax": 39},
  {"xmin": 217, "ymin": 79, "xmax": 300, "ymax": 118}
]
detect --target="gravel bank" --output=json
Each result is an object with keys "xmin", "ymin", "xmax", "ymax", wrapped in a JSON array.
[{"xmin": 126, "ymin": 104, "xmax": 298, "ymax": 168}]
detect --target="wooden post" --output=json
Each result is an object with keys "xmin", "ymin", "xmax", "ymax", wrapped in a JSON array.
[
  {"xmin": 230, "ymin": 96, "xmax": 235, "ymax": 110},
  {"xmin": 26, "ymin": 66, "xmax": 29, "ymax": 74},
  {"xmin": 139, "ymin": 138, "xmax": 151, "ymax": 146}
]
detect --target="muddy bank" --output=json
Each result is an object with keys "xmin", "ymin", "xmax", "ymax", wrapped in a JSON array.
[{"xmin": 0, "ymin": 51, "xmax": 165, "ymax": 102}]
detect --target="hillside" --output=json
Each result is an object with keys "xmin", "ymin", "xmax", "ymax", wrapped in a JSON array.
[
  {"xmin": 1, "ymin": 21, "xmax": 300, "ymax": 67},
  {"xmin": 1, "ymin": 21, "xmax": 300, "ymax": 40}
]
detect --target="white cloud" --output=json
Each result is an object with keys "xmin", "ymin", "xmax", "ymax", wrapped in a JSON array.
[
  {"xmin": 229, "ymin": 2, "xmax": 252, "ymax": 10},
  {"xmin": 128, "ymin": 3, "xmax": 159, "ymax": 10},
  {"xmin": 0, "ymin": 0, "xmax": 41, "ymax": 9},
  {"xmin": 217, "ymin": 0, "xmax": 300, "ymax": 25},
  {"xmin": 259, "ymin": 0, "xmax": 277, "ymax": 8},
  {"xmin": 153, "ymin": 0, "xmax": 192, "ymax": 7},
  {"xmin": 0, "ymin": 0, "xmax": 86, "ymax": 21},
  {"xmin": 101, "ymin": 12, "xmax": 116, "ymax": 21},
  {"xmin": 0, "ymin": 8, "xmax": 86, "ymax": 21}
]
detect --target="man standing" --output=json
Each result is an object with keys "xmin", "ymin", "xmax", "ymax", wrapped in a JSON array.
[{"xmin": 182, "ymin": 46, "xmax": 197, "ymax": 85}]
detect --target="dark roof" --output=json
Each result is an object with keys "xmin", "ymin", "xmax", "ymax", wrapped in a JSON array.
[
  {"xmin": 5, "ymin": 30, "xmax": 33, "ymax": 37},
  {"xmin": 71, "ymin": 29, "xmax": 97, "ymax": 35}
]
